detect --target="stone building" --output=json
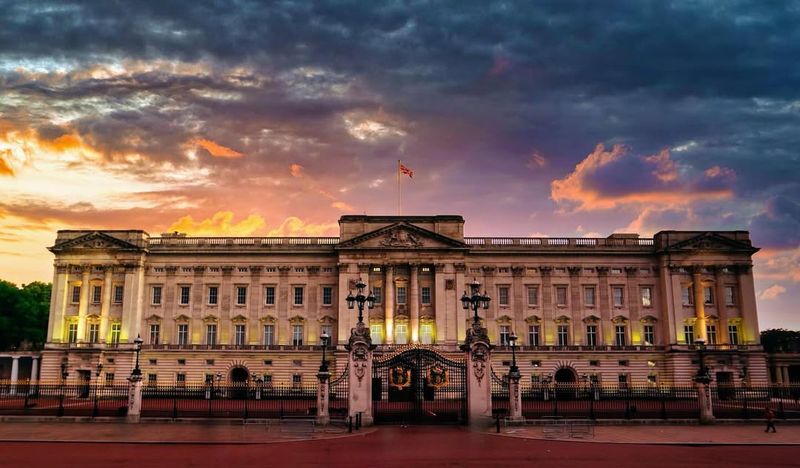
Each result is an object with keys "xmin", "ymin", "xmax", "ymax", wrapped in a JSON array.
[{"xmin": 40, "ymin": 215, "xmax": 767, "ymax": 388}]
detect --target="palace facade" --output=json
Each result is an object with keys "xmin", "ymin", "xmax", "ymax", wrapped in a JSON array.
[{"xmin": 41, "ymin": 215, "xmax": 767, "ymax": 388}]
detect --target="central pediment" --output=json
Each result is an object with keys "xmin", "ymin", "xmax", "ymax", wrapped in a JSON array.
[
  {"xmin": 48, "ymin": 231, "xmax": 145, "ymax": 253},
  {"xmin": 336, "ymin": 222, "xmax": 469, "ymax": 250}
]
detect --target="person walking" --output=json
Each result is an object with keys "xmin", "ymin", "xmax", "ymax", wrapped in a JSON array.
[{"xmin": 765, "ymin": 407, "xmax": 777, "ymax": 433}]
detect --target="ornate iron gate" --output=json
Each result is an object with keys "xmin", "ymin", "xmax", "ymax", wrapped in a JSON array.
[{"xmin": 372, "ymin": 348, "xmax": 466, "ymax": 425}]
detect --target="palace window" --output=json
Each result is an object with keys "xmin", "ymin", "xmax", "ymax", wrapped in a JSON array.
[
  {"xmin": 706, "ymin": 325, "xmax": 717, "ymax": 345},
  {"xmin": 206, "ymin": 324, "xmax": 217, "ymax": 345},
  {"xmin": 92, "ymin": 285, "xmax": 102, "ymax": 304},
  {"xmin": 557, "ymin": 325, "xmax": 569, "ymax": 346},
  {"xmin": 322, "ymin": 286, "xmax": 333, "ymax": 306},
  {"xmin": 724, "ymin": 286, "xmax": 736, "ymax": 306},
  {"xmin": 618, "ymin": 373, "xmax": 629, "ymax": 389},
  {"xmin": 177, "ymin": 324, "xmax": 188, "ymax": 346},
  {"xmin": 612, "ymin": 286, "xmax": 624, "ymax": 307},
  {"xmin": 527, "ymin": 286, "xmax": 539, "ymax": 306},
  {"xmin": 292, "ymin": 374, "xmax": 302, "ymax": 389},
  {"xmin": 728, "ymin": 325, "xmax": 739, "ymax": 345},
  {"xmin": 234, "ymin": 324, "xmax": 246, "ymax": 346},
  {"xmin": 293, "ymin": 287, "xmax": 304, "ymax": 306},
  {"xmin": 88, "ymin": 323, "xmax": 99, "ymax": 343},
  {"xmin": 615, "ymin": 325, "xmax": 626, "ymax": 346},
  {"xmin": 682, "ymin": 286, "xmax": 694, "ymax": 306},
  {"xmin": 179, "ymin": 286, "xmax": 190, "ymax": 305},
  {"xmin": 68, "ymin": 323, "xmax": 78, "ymax": 343},
  {"xmin": 372, "ymin": 286, "xmax": 382, "ymax": 304},
  {"xmin": 420, "ymin": 324, "xmax": 433, "ymax": 345},
  {"xmin": 586, "ymin": 325, "xmax": 597, "ymax": 347},
  {"xmin": 150, "ymin": 324, "xmax": 160, "ymax": 344},
  {"xmin": 151, "ymin": 286, "xmax": 162, "ymax": 305},
  {"xmin": 498, "ymin": 286, "xmax": 510, "ymax": 306},
  {"xmin": 640, "ymin": 287, "xmax": 653, "ymax": 307},
  {"xmin": 263, "ymin": 325, "xmax": 274, "ymax": 345},
  {"xmin": 113, "ymin": 285, "xmax": 124, "ymax": 304},
  {"xmin": 396, "ymin": 287, "xmax": 407, "ymax": 305},
  {"xmin": 528, "ymin": 325, "xmax": 540, "ymax": 347},
  {"xmin": 499, "ymin": 325, "xmax": 511, "ymax": 345},
  {"xmin": 292, "ymin": 325, "xmax": 303, "ymax": 346},
  {"xmin": 147, "ymin": 374, "xmax": 157, "ymax": 388},
  {"xmin": 264, "ymin": 286, "xmax": 275, "ymax": 305},
  {"xmin": 683, "ymin": 325, "xmax": 695, "ymax": 344},
  {"xmin": 110, "ymin": 323, "xmax": 121, "ymax": 344},
  {"xmin": 644, "ymin": 325, "xmax": 655, "ymax": 345},
  {"xmin": 176, "ymin": 373, "xmax": 186, "ymax": 387},
  {"xmin": 421, "ymin": 286, "xmax": 431, "ymax": 305},
  {"xmin": 555, "ymin": 286, "xmax": 568, "ymax": 306},
  {"xmin": 370, "ymin": 324, "xmax": 383, "ymax": 344},
  {"xmin": 584, "ymin": 287, "xmax": 596, "ymax": 306},
  {"xmin": 208, "ymin": 286, "xmax": 219, "ymax": 305},
  {"xmin": 395, "ymin": 323, "xmax": 408, "ymax": 345},
  {"xmin": 71, "ymin": 285, "xmax": 81, "ymax": 304},
  {"xmin": 105, "ymin": 373, "xmax": 114, "ymax": 386},
  {"xmin": 236, "ymin": 286, "xmax": 247, "ymax": 305},
  {"xmin": 703, "ymin": 287, "xmax": 714, "ymax": 305}
]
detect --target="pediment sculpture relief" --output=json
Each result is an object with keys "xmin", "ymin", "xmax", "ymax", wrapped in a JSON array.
[{"xmin": 379, "ymin": 229, "xmax": 423, "ymax": 248}]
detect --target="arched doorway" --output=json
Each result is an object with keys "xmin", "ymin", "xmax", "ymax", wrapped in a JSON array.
[
  {"xmin": 229, "ymin": 367, "xmax": 249, "ymax": 399},
  {"xmin": 554, "ymin": 367, "xmax": 577, "ymax": 400}
]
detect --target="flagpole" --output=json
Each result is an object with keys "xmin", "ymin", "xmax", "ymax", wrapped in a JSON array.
[{"xmin": 397, "ymin": 159, "xmax": 401, "ymax": 216}]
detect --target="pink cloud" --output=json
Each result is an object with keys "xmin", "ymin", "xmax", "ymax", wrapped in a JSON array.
[{"xmin": 760, "ymin": 284, "xmax": 787, "ymax": 300}]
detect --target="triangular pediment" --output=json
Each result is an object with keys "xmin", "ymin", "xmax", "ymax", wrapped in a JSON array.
[
  {"xmin": 49, "ymin": 231, "xmax": 143, "ymax": 253},
  {"xmin": 336, "ymin": 222, "xmax": 468, "ymax": 250},
  {"xmin": 660, "ymin": 232, "xmax": 758, "ymax": 254}
]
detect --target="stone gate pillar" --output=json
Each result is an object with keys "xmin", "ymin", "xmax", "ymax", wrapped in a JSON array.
[
  {"xmin": 696, "ymin": 382, "xmax": 715, "ymax": 424},
  {"xmin": 461, "ymin": 321, "xmax": 493, "ymax": 427},
  {"xmin": 126, "ymin": 374, "xmax": 143, "ymax": 423},
  {"xmin": 316, "ymin": 371, "xmax": 331, "ymax": 426},
  {"xmin": 508, "ymin": 370, "xmax": 523, "ymax": 422},
  {"xmin": 346, "ymin": 320, "xmax": 375, "ymax": 426}
]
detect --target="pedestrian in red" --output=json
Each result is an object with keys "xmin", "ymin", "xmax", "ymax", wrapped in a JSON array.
[{"xmin": 765, "ymin": 407, "xmax": 777, "ymax": 433}]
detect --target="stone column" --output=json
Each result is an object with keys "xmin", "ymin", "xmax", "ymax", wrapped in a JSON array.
[
  {"xmin": 462, "ymin": 321, "xmax": 492, "ymax": 428},
  {"xmin": 384, "ymin": 265, "xmax": 395, "ymax": 345},
  {"xmin": 596, "ymin": 267, "xmax": 610, "ymax": 345},
  {"xmin": 539, "ymin": 267, "xmax": 553, "ymax": 345},
  {"xmin": 127, "ymin": 374, "xmax": 143, "ymax": 423},
  {"xmin": 713, "ymin": 266, "xmax": 728, "ymax": 344},
  {"xmin": 434, "ymin": 263, "xmax": 450, "ymax": 345},
  {"xmin": 696, "ymin": 381, "xmax": 715, "ymax": 424},
  {"xmin": 508, "ymin": 370, "xmax": 523, "ymax": 422},
  {"xmin": 736, "ymin": 264, "xmax": 758, "ymax": 344},
  {"xmin": 568, "ymin": 267, "xmax": 582, "ymax": 344},
  {"xmin": 346, "ymin": 321, "xmax": 374, "ymax": 425},
  {"xmin": 48, "ymin": 264, "xmax": 69, "ymax": 342},
  {"xmin": 77, "ymin": 266, "xmax": 91, "ymax": 343},
  {"xmin": 121, "ymin": 263, "xmax": 145, "ymax": 344},
  {"xmin": 692, "ymin": 266, "xmax": 708, "ymax": 343},
  {"xmin": 316, "ymin": 370, "xmax": 331, "ymax": 425},
  {"xmin": 29, "ymin": 357, "xmax": 39, "ymax": 395},
  {"xmin": 454, "ymin": 264, "xmax": 467, "ymax": 343},
  {"xmin": 220, "ymin": 266, "xmax": 234, "ymax": 344},
  {"xmin": 249, "ymin": 266, "xmax": 263, "ymax": 344},
  {"xmin": 512, "ymin": 266, "xmax": 525, "ymax": 338},
  {"xmin": 782, "ymin": 366, "xmax": 791, "ymax": 386},
  {"xmin": 10, "ymin": 356, "xmax": 19, "ymax": 395},
  {"xmin": 278, "ymin": 266, "xmax": 291, "ymax": 345},
  {"xmin": 410, "ymin": 264, "xmax": 420, "ymax": 343},
  {"xmin": 99, "ymin": 265, "xmax": 113, "ymax": 343}
]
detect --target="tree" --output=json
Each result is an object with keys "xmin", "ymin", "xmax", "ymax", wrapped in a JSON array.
[
  {"xmin": 760, "ymin": 329, "xmax": 800, "ymax": 353},
  {"xmin": 0, "ymin": 280, "xmax": 51, "ymax": 350}
]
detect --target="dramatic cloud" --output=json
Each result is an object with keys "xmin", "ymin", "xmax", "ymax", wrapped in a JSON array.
[
  {"xmin": 167, "ymin": 212, "xmax": 266, "ymax": 236},
  {"xmin": 551, "ymin": 144, "xmax": 735, "ymax": 212},
  {"xmin": 760, "ymin": 284, "xmax": 787, "ymax": 301},
  {"xmin": 266, "ymin": 217, "xmax": 338, "ymax": 237},
  {"xmin": 195, "ymin": 138, "xmax": 243, "ymax": 158}
]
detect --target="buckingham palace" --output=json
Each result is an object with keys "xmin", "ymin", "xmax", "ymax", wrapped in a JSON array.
[{"xmin": 39, "ymin": 215, "xmax": 768, "ymax": 389}]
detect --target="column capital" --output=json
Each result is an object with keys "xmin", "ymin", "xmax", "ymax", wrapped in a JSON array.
[
  {"xmin": 624, "ymin": 266, "xmax": 638, "ymax": 277},
  {"xmin": 357, "ymin": 263, "xmax": 370, "ymax": 274},
  {"xmin": 539, "ymin": 265, "xmax": 553, "ymax": 276},
  {"xmin": 165, "ymin": 266, "xmax": 178, "ymax": 275},
  {"xmin": 567, "ymin": 266, "xmax": 582, "ymax": 277},
  {"xmin": 735, "ymin": 263, "xmax": 752, "ymax": 274},
  {"xmin": 55, "ymin": 263, "xmax": 69, "ymax": 274},
  {"xmin": 454, "ymin": 263, "xmax": 466, "ymax": 273},
  {"xmin": 308, "ymin": 265, "xmax": 321, "ymax": 275},
  {"xmin": 278, "ymin": 265, "xmax": 292, "ymax": 274},
  {"xmin": 249, "ymin": 265, "xmax": 263, "ymax": 273},
  {"xmin": 595, "ymin": 266, "xmax": 609, "ymax": 276},
  {"xmin": 481, "ymin": 265, "xmax": 496, "ymax": 275}
]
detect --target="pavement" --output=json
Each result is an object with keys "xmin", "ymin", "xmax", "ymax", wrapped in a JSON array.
[
  {"xmin": 493, "ymin": 422, "xmax": 800, "ymax": 445},
  {"xmin": 0, "ymin": 419, "xmax": 796, "ymax": 445}
]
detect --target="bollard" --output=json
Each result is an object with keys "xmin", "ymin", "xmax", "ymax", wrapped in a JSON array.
[
  {"xmin": 356, "ymin": 412, "xmax": 362, "ymax": 430},
  {"xmin": 496, "ymin": 415, "xmax": 501, "ymax": 433},
  {"xmin": 348, "ymin": 416, "xmax": 353, "ymax": 433}
]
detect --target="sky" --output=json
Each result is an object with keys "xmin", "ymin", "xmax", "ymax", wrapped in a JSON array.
[{"xmin": 0, "ymin": 1, "xmax": 798, "ymax": 330}]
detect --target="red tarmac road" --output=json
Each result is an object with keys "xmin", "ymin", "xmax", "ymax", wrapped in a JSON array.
[{"xmin": 2, "ymin": 426, "xmax": 800, "ymax": 468}]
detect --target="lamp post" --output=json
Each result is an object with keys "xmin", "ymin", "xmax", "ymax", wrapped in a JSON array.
[
  {"xmin": 508, "ymin": 332, "xmax": 519, "ymax": 376},
  {"xmin": 461, "ymin": 278, "xmax": 491, "ymax": 326},
  {"xmin": 346, "ymin": 279, "xmax": 376, "ymax": 325},
  {"xmin": 694, "ymin": 339, "xmax": 711, "ymax": 384},
  {"xmin": 58, "ymin": 359, "xmax": 69, "ymax": 417},
  {"xmin": 320, "ymin": 331, "xmax": 330, "ymax": 373},
  {"xmin": 131, "ymin": 335, "xmax": 143, "ymax": 377},
  {"xmin": 93, "ymin": 363, "xmax": 103, "ymax": 417}
]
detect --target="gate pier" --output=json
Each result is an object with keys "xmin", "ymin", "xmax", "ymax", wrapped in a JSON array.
[
  {"xmin": 346, "ymin": 320, "xmax": 375, "ymax": 426},
  {"xmin": 462, "ymin": 320, "xmax": 493, "ymax": 428}
]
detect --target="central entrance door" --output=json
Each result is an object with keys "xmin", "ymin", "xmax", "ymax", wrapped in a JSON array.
[
  {"xmin": 372, "ymin": 348, "xmax": 466, "ymax": 425},
  {"xmin": 229, "ymin": 366, "xmax": 249, "ymax": 399}
]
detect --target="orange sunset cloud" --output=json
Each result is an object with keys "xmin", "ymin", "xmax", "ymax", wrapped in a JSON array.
[{"xmin": 195, "ymin": 138, "xmax": 243, "ymax": 158}]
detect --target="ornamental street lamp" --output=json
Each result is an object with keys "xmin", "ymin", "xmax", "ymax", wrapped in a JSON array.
[
  {"xmin": 461, "ymin": 279, "xmax": 491, "ymax": 326},
  {"xmin": 694, "ymin": 339, "xmax": 711, "ymax": 384},
  {"xmin": 320, "ymin": 331, "xmax": 330, "ymax": 373},
  {"xmin": 346, "ymin": 279, "xmax": 376, "ymax": 324},
  {"xmin": 58, "ymin": 358, "xmax": 69, "ymax": 417},
  {"xmin": 508, "ymin": 332, "xmax": 519, "ymax": 376},
  {"xmin": 131, "ymin": 335, "xmax": 143, "ymax": 377}
]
